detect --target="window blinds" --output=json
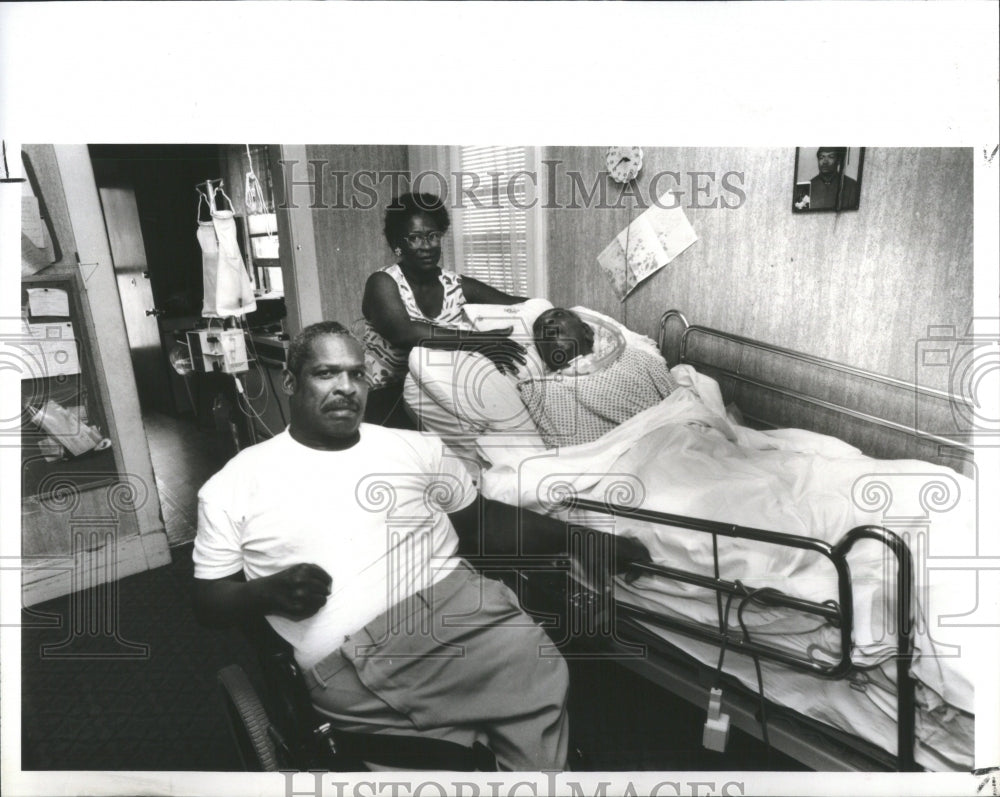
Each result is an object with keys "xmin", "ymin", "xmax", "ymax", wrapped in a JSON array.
[{"xmin": 455, "ymin": 146, "xmax": 530, "ymax": 297}]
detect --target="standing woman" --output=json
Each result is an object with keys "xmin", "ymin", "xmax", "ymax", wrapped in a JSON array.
[{"xmin": 361, "ymin": 192, "xmax": 527, "ymax": 427}]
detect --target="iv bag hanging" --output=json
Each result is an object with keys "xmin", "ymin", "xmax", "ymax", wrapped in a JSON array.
[
  {"xmin": 197, "ymin": 182, "xmax": 257, "ymax": 319},
  {"xmin": 244, "ymin": 145, "xmax": 269, "ymax": 217}
]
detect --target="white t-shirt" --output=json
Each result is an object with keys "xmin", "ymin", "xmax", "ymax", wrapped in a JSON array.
[{"xmin": 193, "ymin": 424, "xmax": 477, "ymax": 668}]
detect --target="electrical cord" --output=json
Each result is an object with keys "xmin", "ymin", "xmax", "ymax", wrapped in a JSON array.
[
  {"xmin": 714, "ymin": 590, "xmax": 737, "ymax": 687},
  {"xmin": 737, "ymin": 585, "xmax": 785, "ymax": 768},
  {"xmin": 240, "ymin": 394, "xmax": 274, "ymax": 438},
  {"xmin": 232, "ymin": 373, "xmax": 275, "ymax": 438},
  {"xmin": 247, "ymin": 361, "xmax": 269, "ymax": 403},
  {"xmin": 750, "ymin": 653, "xmax": 769, "ymax": 767},
  {"xmin": 699, "ymin": 589, "xmax": 738, "ymax": 756},
  {"xmin": 239, "ymin": 316, "xmax": 269, "ymax": 403}
]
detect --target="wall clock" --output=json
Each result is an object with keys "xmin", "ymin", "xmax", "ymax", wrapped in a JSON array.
[{"xmin": 606, "ymin": 146, "xmax": 643, "ymax": 183}]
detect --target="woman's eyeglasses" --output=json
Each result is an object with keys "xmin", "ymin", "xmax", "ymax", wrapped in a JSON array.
[{"xmin": 402, "ymin": 231, "xmax": 443, "ymax": 247}]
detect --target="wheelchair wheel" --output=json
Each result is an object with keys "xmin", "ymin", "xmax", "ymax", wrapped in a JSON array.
[{"xmin": 217, "ymin": 664, "xmax": 280, "ymax": 772}]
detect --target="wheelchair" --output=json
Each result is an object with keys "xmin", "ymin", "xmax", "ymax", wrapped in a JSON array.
[{"xmin": 217, "ymin": 617, "xmax": 497, "ymax": 772}]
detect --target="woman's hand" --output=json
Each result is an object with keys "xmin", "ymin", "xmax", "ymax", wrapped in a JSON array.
[{"xmin": 468, "ymin": 328, "xmax": 527, "ymax": 375}]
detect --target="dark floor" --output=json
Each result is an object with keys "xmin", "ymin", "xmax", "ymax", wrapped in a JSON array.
[
  {"xmin": 20, "ymin": 410, "xmax": 803, "ymax": 772},
  {"xmin": 21, "ymin": 544, "xmax": 253, "ymax": 771},
  {"xmin": 20, "ymin": 544, "xmax": 801, "ymax": 772},
  {"xmin": 145, "ymin": 411, "xmax": 230, "ymax": 546}
]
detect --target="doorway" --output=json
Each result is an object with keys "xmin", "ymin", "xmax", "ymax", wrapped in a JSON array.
[{"xmin": 89, "ymin": 145, "xmax": 232, "ymax": 546}]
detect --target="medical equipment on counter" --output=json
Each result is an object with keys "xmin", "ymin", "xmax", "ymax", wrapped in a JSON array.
[{"xmin": 186, "ymin": 327, "xmax": 249, "ymax": 374}]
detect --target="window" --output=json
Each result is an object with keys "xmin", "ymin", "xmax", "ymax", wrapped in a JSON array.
[
  {"xmin": 408, "ymin": 145, "xmax": 546, "ymax": 298},
  {"xmin": 242, "ymin": 145, "xmax": 283, "ymax": 295}
]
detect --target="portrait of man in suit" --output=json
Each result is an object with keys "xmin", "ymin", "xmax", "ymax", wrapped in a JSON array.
[{"xmin": 793, "ymin": 147, "xmax": 865, "ymax": 213}]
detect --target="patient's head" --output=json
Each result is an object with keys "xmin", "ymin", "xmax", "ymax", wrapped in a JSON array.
[{"xmin": 533, "ymin": 308, "xmax": 595, "ymax": 371}]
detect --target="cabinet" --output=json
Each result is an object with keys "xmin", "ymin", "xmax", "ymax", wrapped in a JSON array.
[
  {"xmin": 19, "ymin": 265, "xmax": 166, "ymax": 603},
  {"xmin": 21, "ymin": 271, "xmax": 119, "ymax": 505},
  {"xmin": 20, "ymin": 268, "xmax": 141, "ymax": 572}
]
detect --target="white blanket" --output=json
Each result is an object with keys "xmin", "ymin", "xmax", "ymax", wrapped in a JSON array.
[{"xmin": 482, "ymin": 365, "xmax": 977, "ymax": 731}]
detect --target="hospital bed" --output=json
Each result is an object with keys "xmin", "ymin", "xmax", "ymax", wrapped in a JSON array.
[{"xmin": 403, "ymin": 305, "xmax": 977, "ymax": 773}]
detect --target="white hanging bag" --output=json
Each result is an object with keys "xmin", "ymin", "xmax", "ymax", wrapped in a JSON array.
[{"xmin": 197, "ymin": 184, "xmax": 257, "ymax": 318}]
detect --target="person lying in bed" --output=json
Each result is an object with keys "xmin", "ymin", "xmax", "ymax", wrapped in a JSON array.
[{"xmin": 520, "ymin": 308, "xmax": 680, "ymax": 447}]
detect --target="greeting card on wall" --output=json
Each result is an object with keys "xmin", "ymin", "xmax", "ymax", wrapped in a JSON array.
[{"xmin": 597, "ymin": 200, "xmax": 698, "ymax": 301}]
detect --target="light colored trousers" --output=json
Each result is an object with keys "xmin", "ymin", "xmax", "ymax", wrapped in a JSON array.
[{"xmin": 304, "ymin": 563, "xmax": 570, "ymax": 771}]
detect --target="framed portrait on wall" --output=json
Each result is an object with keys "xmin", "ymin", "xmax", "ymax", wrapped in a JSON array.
[{"xmin": 792, "ymin": 147, "xmax": 865, "ymax": 213}]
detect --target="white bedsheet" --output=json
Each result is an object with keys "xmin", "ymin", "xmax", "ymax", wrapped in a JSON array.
[{"xmin": 481, "ymin": 365, "xmax": 977, "ymax": 769}]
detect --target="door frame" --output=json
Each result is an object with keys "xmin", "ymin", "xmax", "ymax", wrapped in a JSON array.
[{"xmin": 18, "ymin": 145, "xmax": 170, "ymax": 606}]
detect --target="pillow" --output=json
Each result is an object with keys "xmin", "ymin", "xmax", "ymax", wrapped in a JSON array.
[
  {"xmin": 463, "ymin": 297, "xmax": 552, "ymax": 383},
  {"xmin": 404, "ymin": 301, "xmax": 665, "ymax": 459},
  {"xmin": 521, "ymin": 306, "xmax": 661, "ymax": 378},
  {"xmin": 405, "ymin": 302, "xmax": 554, "ymax": 466},
  {"xmin": 569, "ymin": 306, "xmax": 663, "ymax": 360},
  {"xmin": 404, "ymin": 347, "xmax": 547, "ymax": 467},
  {"xmin": 406, "ymin": 346, "xmax": 540, "ymax": 432},
  {"xmin": 463, "ymin": 298, "xmax": 553, "ymax": 335},
  {"xmin": 550, "ymin": 310, "xmax": 626, "ymax": 376}
]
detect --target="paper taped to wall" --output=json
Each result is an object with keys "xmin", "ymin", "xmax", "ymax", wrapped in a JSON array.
[
  {"xmin": 26, "ymin": 287, "xmax": 70, "ymax": 317},
  {"xmin": 597, "ymin": 199, "xmax": 698, "ymax": 300}
]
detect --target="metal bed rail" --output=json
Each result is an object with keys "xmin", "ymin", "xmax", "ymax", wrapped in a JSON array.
[
  {"xmin": 568, "ymin": 496, "xmax": 918, "ymax": 771},
  {"xmin": 640, "ymin": 311, "xmax": 939, "ymax": 768},
  {"xmin": 657, "ymin": 309, "xmax": 975, "ymax": 457}
]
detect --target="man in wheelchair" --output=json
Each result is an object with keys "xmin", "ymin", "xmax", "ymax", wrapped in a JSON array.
[{"xmin": 193, "ymin": 321, "xmax": 649, "ymax": 771}]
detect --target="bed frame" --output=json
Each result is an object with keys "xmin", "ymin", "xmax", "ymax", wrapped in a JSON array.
[
  {"xmin": 657, "ymin": 310, "xmax": 974, "ymax": 477},
  {"xmin": 523, "ymin": 310, "xmax": 974, "ymax": 772}
]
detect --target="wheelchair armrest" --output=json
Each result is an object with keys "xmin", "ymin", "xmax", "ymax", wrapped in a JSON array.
[{"xmin": 244, "ymin": 621, "xmax": 319, "ymax": 723}]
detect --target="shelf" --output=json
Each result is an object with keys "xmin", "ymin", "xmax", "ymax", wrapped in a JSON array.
[{"xmin": 21, "ymin": 271, "xmax": 121, "ymax": 501}]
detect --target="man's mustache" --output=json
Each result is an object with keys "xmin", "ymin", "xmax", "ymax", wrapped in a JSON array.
[{"xmin": 322, "ymin": 399, "xmax": 360, "ymax": 412}]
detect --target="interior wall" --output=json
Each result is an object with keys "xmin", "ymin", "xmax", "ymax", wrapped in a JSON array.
[
  {"xmin": 303, "ymin": 145, "xmax": 410, "ymax": 329},
  {"xmin": 544, "ymin": 147, "xmax": 974, "ymax": 388}
]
